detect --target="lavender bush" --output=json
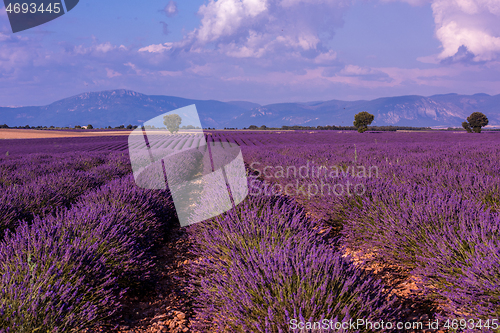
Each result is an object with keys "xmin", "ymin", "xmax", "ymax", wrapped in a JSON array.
[
  {"xmin": 412, "ymin": 206, "xmax": 500, "ymax": 319},
  {"xmin": 77, "ymin": 175, "xmax": 175, "ymax": 251},
  {"xmin": 0, "ymin": 218, "xmax": 122, "ymax": 332},
  {"xmin": 189, "ymin": 187, "xmax": 398, "ymax": 332},
  {"xmin": 0, "ymin": 170, "xmax": 175, "ymax": 331}
]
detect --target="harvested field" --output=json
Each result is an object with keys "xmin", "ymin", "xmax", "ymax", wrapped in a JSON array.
[{"xmin": 0, "ymin": 129, "xmax": 134, "ymax": 139}]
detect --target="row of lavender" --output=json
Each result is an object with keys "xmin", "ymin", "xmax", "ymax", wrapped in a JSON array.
[
  {"xmin": 0, "ymin": 151, "xmax": 177, "ymax": 331},
  {"xmin": 187, "ymin": 182, "xmax": 400, "ymax": 332},
  {"xmin": 0, "ymin": 136, "xmax": 130, "ymax": 156},
  {"xmin": 0, "ymin": 152, "xmax": 132, "ymax": 235},
  {"xmin": 241, "ymin": 131, "xmax": 500, "ymax": 325}
]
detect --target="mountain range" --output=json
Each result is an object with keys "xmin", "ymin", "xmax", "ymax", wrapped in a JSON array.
[{"xmin": 1, "ymin": 89, "xmax": 499, "ymax": 128}]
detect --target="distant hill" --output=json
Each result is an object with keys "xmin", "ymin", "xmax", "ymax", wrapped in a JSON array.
[
  {"xmin": 1, "ymin": 90, "xmax": 499, "ymax": 128},
  {"xmin": 228, "ymin": 93, "xmax": 500, "ymax": 128},
  {"xmin": 226, "ymin": 101, "xmax": 261, "ymax": 110},
  {"xmin": 0, "ymin": 90, "xmax": 250, "ymax": 129}
]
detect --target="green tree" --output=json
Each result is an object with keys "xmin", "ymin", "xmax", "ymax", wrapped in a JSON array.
[
  {"xmin": 462, "ymin": 121, "xmax": 472, "ymax": 133},
  {"xmin": 163, "ymin": 114, "xmax": 182, "ymax": 134},
  {"xmin": 464, "ymin": 112, "xmax": 489, "ymax": 133},
  {"xmin": 353, "ymin": 111, "xmax": 374, "ymax": 133},
  {"xmin": 87, "ymin": 124, "xmax": 93, "ymax": 129},
  {"xmin": 248, "ymin": 125, "xmax": 258, "ymax": 130}
]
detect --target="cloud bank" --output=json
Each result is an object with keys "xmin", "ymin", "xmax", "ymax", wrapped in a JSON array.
[
  {"xmin": 175, "ymin": 0, "xmax": 349, "ymax": 60},
  {"xmin": 417, "ymin": 0, "xmax": 500, "ymax": 62}
]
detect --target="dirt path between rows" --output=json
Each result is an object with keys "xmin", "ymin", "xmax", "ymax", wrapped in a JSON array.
[{"xmin": 81, "ymin": 226, "xmax": 199, "ymax": 333}]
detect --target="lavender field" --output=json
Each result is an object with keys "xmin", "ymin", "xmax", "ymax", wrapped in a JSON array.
[{"xmin": 1, "ymin": 131, "xmax": 499, "ymax": 332}]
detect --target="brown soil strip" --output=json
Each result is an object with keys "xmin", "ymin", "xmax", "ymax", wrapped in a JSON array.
[
  {"xmin": 80, "ymin": 226, "xmax": 199, "ymax": 333},
  {"xmin": 343, "ymin": 248, "xmax": 447, "ymax": 333}
]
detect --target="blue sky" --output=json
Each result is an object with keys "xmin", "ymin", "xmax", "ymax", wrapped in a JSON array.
[{"xmin": 1, "ymin": 0, "xmax": 500, "ymax": 106}]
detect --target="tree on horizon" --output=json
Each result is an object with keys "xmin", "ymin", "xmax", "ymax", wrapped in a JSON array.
[
  {"xmin": 354, "ymin": 111, "xmax": 374, "ymax": 133},
  {"xmin": 163, "ymin": 114, "xmax": 182, "ymax": 134},
  {"xmin": 463, "ymin": 112, "xmax": 488, "ymax": 133}
]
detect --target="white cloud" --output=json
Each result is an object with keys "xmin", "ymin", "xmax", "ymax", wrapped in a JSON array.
[
  {"xmin": 275, "ymin": 34, "xmax": 321, "ymax": 51},
  {"xmin": 196, "ymin": 0, "xmax": 268, "ymax": 43},
  {"xmin": 73, "ymin": 42, "xmax": 118, "ymax": 54},
  {"xmin": 124, "ymin": 62, "xmax": 145, "ymax": 76},
  {"xmin": 105, "ymin": 68, "xmax": 122, "ymax": 78},
  {"xmin": 222, "ymin": 43, "xmax": 268, "ymax": 58},
  {"xmin": 386, "ymin": 0, "xmax": 500, "ymax": 62},
  {"xmin": 314, "ymin": 50, "xmax": 337, "ymax": 64},
  {"xmin": 340, "ymin": 65, "xmax": 374, "ymax": 75},
  {"xmin": 95, "ymin": 42, "xmax": 115, "ymax": 53},
  {"xmin": 173, "ymin": 0, "xmax": 348, "ymax": 59},
  {"xmin": 0, "ymin": 34, "xmax": 36, "ymax": 75},
  {"xmin": 429, "ymin": 0, "xmax": 500, "ymax": 62},
  {"xmin": 436, "ymin": 21, "xmax": 500, "ymax": 60},
  {"xmin": 138, "ymin": 43, "xmax": 173, "ymax": 53},
  {"xmin": 159, "ymin": 70, "xmax": 183, "ymax": 76},
  {"xmin": 336, "ymin": 64, "xmax": 393, "ymax": 82}
]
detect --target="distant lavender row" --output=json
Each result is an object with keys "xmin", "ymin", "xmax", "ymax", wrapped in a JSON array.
[
  {"xmin": 0, "ymin": 135, "xmax": 130, "ymax": 156},
  {"xmin": 0, "ymin": 175, "xmax": 175, "ymax": 332},
  {"xmin": 0, "ymin": 131, "xmax": 283, "ymax": 157},
  {"xmin": 243, "ymin": 132, "xmax": 500, "ymax": 222},
  {"xmin": 0, "ymin": 152, "xmax": 132, "ymax": 236},
  {"xmin": 0, "ymin": 152, "xmax": 129, "ymax": 187}
]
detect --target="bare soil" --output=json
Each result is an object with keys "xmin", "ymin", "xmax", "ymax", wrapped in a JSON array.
[{"xmin": 80, "ymin": 226, "xmax": 200, "ymax": 333}]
